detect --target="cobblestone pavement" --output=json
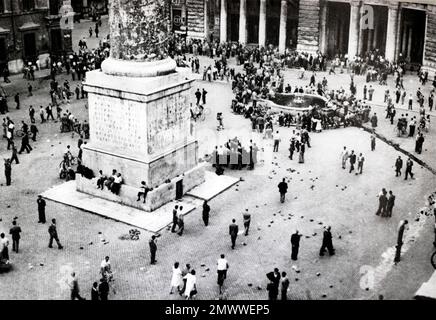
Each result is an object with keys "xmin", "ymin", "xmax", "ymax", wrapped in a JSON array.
[{"xmin": 0, "ymin": 18, "xmax": 435, "ymax": 300}]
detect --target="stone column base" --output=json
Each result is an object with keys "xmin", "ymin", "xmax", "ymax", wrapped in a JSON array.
[{"xmin": 77, "ymin": 163, "xmax": 206, "ymax": 212}]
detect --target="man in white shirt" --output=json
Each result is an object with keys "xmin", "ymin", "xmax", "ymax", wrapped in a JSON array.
[
  {"xmin": 217, "ymin": 254, "xmax": 229, "ymax": 294},
  {"xmin": 100, "ymin": 256, "xmax": 112, "ymax": 280},
  {"xmin": 273, "ymin": 131, "xmax": 281, "ymax": 152},
  {"xmin": 341, "ymin": 146, "xmax": 349, "ymax": 170}
]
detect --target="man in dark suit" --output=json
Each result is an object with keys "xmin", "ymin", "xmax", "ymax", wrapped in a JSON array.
[
  {"xmin": 349, "ymin": 150, "xmax": 356, "ymax": 173},
  {"xmin": 319, "ymin": 226, "xmax": 335, "ymax": 256},
  {"xmin": 242, "ymin": 209, "xmax": 251, "ymax": 236},
  {"xmin": 395, "ymin": 156, "xmax": 403, "ymax": 177},
  {"xmin": 149, "ymin": 235, "xmax": 157, "ymax": 265},
  {"xmin": 48, "ymin": 218, "xmax": 63, "ymax": 249},
  {"xmin": 171, "ymin": 205, "xmax": 179, "ymax": 232},
  {"xmin": 291, "ymin": 230, "xmax": 302, "ymax": 260},
  {"xmin": 18, "ymin": 132, "xmax": 32, "ymax": 154},
  {"xmin": 37, "ymin": 195, "xmax": 46, "ymax": 223},
  {"xmin": 229, "ymin": 219, "xmax": 239, "ymax": 249},
  {"xmin": 9, "ymin": 220, "xmax": 22, "ymax": 253},
  {"xmin": 278, "ymin": 178, "xmax": 288, "ymax": 203},
  {"xmin": 386, "ymin": 191, "xmax": 396, "ymax": 217},
  {"xmin": 404, "ymin": 158, "xmax": 414, "ymax": 180},
  {"xmin": 289, "ymin": 138, "xmax": 296, "ymax": 160}
]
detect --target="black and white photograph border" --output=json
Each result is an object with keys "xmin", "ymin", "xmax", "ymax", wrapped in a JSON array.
[{"xmin": 0, "ymin": 0, "xmax": 435, "ymax": 305}]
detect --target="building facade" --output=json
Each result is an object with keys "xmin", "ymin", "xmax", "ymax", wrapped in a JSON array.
[
  {"xmin": 184, "ymin": 0, "xmax": 436, "ymax": 74},
  {"xmin": 0, "ymin": 0, "xmax": 52, "ymax": 73},
  {"xmin": 0, "ymin": 0, "xmax": 75, "ymax": 74}
]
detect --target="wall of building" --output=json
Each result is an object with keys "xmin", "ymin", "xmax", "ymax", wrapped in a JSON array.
[
  {"xmin": 187, "ymin": 0, "xmax": 206, "ymax": 39},
  {"xmin": 423, "ymin": 5, "xmax": 436, "ymax": 73},
  {"xmin": 0, "ymin": 0, "xmax": 51, "ymax": 73}
]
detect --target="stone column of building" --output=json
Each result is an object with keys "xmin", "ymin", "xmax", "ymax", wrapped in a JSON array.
[
  {"xmin": 367, "ymin": 29, "xmax": 374, "ymax": 51},
  {"xmin": 278, "ymin": 0, "xmax": 288, "ymax": 53},
  {"xmin": 239, "ymin": 0, "xmax": 247, "ymax": 44},
  {"xmin": 204, "ymin": 0, "xmax": 209, "ymax": 39},
  {"xmin": 319, "ymin": 0, "xmax": 328, "ymax": 54},
  {"xmin": 407, "ymin": 27, "xmax": 413, "ymax": 58},
  {"xmin": 220, "ymin": 0, "xmax": 227, "ymax": 42},
  {"xmin": 394, "ymin": 3, "xmax": 403, "ymax": 59},
  {"xmin": 297, "ymin": 0, "xmax": 321, "ymax": 53},
  {"xmin": 258, "ymin": 0, "xmax": 267, "ymax": 47},
  {"xmin": 347, "ymin": 0, "xmax": 361, "ymax": 58},
  {"xmin": 385, "ymin": 3, "xmax": 399, "ymax": 61},
  {"xmin": 372, "ymin": 17, "xmax": 378, "ymax": 50}
]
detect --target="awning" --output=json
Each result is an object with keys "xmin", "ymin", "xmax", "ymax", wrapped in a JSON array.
[
  {"xmin": 18, "ymin": 22, "xmax": 41, "ymax": 31},
  {"xmin": 0, "ymin": 26, "xmax": 10, "ymax": 34}
]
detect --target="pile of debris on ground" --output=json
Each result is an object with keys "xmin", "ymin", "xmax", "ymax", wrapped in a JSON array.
[{"xmin": 119, "ymin": 229, "xmax": 141, "ymax": 240}]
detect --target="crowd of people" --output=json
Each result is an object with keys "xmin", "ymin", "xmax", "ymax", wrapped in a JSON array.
[{"xmin": 1, "ymin": 13, "xmax": 436, "ymax": 301}]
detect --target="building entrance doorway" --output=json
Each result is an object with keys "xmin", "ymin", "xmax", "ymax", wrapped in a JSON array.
[
  {"xmin": 325, "ymin": 2, "xmax": 350, "ymax": 58},
  {"xmin": 399, "ymin": 8, "xmax": 426, "ymax": 65}
]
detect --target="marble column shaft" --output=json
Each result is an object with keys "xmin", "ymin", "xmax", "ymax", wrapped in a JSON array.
[
  {"xmin": 319, "ymin": 1, "xmax": 328, "ymax": 54},
  {"xmin": 258, "ymin": 0, "xmax": 267, "ymax": 47},
  {"xmin": 239, "ymin": 0, "xmax": 247, "ymax": 44},
  {"xmin": 347, "ymin": 1, "xmax": 361, "ymax": 58},
  {"xmin": 220, "ymin": 0, "xmax": 227, "ymax": 42},
  {"xmin": 385, "ymin": 5, "xmax": 399, "ymax": 61},
  {"xmin": 279, "ymin": 0, "xmax": 288, "ymax": 53}
]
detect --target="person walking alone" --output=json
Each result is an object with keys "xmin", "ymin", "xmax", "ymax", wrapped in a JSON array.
[
  {"xmin": 229, "ymin": 219, "xmax": 238, "ymax": 249},
  {"xmin": 37, "ymin": 195, "xmax": 46, "ymax": 223},
  {"xmin": 395, "ymin": 156, "xmax": 403, "ymax": 177},
  {"xmin": 4, "ymin": 158, "xmax": 11, "ymax": 186},
  {"xmin": 202, "ymin": 201, "xmax": 210, "ymax": 226},
  {"xmin": 280, "ymin": 272, "xmax": 290, "ymax": 300},
  {"xmin": 217, "ymin": 254, "xmax": 229, "ymax": 295},
  {"xmin": 48, "ymin": 218, "xmax": 63, "ymax": 249},
  {"xmin": 149, "ymin": 235, "xmax": 157, "ymax": 265},
  {"xmin": 273, "ymin": 131, "xmax": 281, "ymax": 152},
  {"xmin": 9, "ymin": 220, "xmax": 21, "ymax": 253},
  {"xmin": 69, "ymin": 272, "xmax": 85, "ymax": 300},
  {"xmin": 243, "ymin": 209, "xmax": 251, "ymax": 236},
  {"xmin": 278, "ymin": 178, "xmax": 288, "ymax": 203},
  {"xmin": 319, "ymin": 226, "xmax": 335, "ymax": 256},
  {"xmin": 404, "ymin": 158, "xmax": 414, "ymax": 180},
  {"xmin": 291, "ymin": 230, "xmax": 302, "ymax": 261}
]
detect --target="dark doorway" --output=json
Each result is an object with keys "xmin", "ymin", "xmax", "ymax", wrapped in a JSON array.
[
  {"xmin": 23, "ymin": 32, "xmax": 37, "ymax": 61},
  {"xmin": 176, "ymin": 180, "xmax": 183, "ymax": 200},
  {"xmin": 228, "ymin": 0, "xmax": 239, "ymax": 42},
  {"xmin": 325, "ymin": 2, "xmax": 350, "ymax": 58},
  {"xmin": 50, "ymin": 29, "xmax": 62, "ymax": 53},
  {"xmin": 229, "ymin": 14, "xmax": 239, "ymax": 42},
  {"xmin": 246, "ymin": 0, "xmax": 259, "ymax": 44},
  {"xmin": 265, "ymin": 0, "xmax": 280, "ymax": 46},
  {"xmin": 399, "ymin": 8, "xmax": 426, "ymax": 65}
]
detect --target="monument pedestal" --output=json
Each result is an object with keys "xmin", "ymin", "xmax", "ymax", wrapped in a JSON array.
[{"xmin": 79, "ymin": 67, "xmax": 205, "ymax": 211}]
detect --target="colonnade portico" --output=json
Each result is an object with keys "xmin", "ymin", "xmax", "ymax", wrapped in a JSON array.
[
  {"xmin": 214, "ymin": 0, "xmax": 436, "ymax": 75},
  {"xmin": 219, "ymin": 0, "xmax": 292, "ymax": 52}
]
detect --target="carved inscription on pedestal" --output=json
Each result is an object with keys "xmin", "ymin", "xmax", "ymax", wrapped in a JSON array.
[
  {"xmin": 147, "ymin": 91, "xmax": 190, "ymax": 155},
  {"xmin": 88, "ymin": 94, "xmax": 147, "ymax": 155}
]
